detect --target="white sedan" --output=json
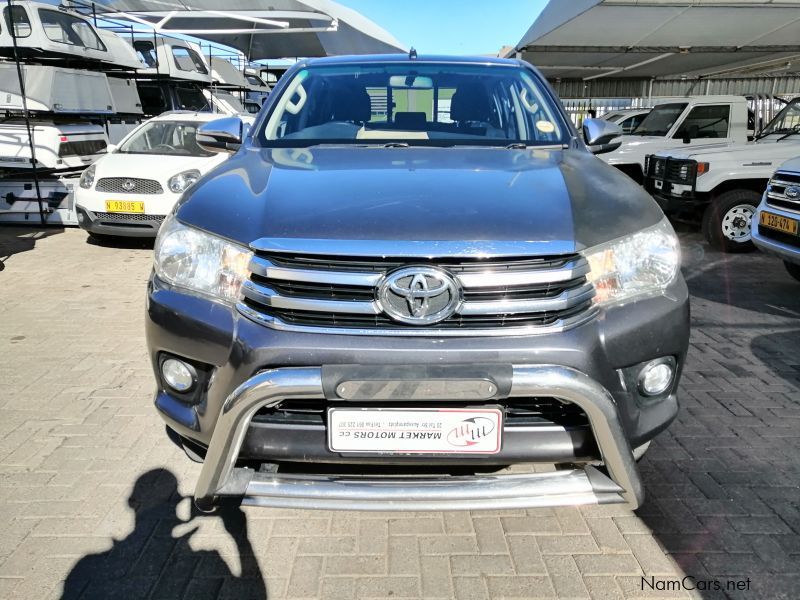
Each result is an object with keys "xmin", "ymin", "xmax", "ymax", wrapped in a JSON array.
[{"xmin": 75, "ymin": 112, "xmax": 253, "ymax": 238}]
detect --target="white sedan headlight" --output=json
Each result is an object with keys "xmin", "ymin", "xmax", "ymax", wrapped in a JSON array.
[
  {"xmin": 584, "ymin": 218, "xmax": 680, "ymax": 305},
  {"xmin": 167, "ymin": 169, "xmax": 201, "ymax": 194},
  {"xmin": 79, "ymin": 164, "xmax": 96, "ymax": 189},
  {"xmin": 154, "ymin": 213, "xmax": 252, "ymax": 302}
]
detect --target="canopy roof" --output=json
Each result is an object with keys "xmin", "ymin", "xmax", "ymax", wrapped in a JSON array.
[
  {"xmin": 511, "ymin": 0, "xmax": 800, "ymax": 80},
  {"xmin": 96, "ymin": 0, "xmax": 405, "ymax": 60}
]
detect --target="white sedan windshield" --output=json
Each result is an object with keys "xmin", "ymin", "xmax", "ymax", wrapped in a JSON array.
[{"xmin": 119, "ymin": 121, "xmax": 213, "ymax": 156}]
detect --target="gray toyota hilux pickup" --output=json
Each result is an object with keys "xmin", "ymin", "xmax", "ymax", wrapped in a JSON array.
[{"xmin": 146, "ymin": 55, "xmax": 689, "ymax": 511}]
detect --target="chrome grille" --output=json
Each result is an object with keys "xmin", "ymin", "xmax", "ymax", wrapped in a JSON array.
[
  {"xmin": 238, "ymin": 251, "xmax": 597, "ymax": 336},
  {"xmin": 95, "ymin": 177, "xmax": 164, "ymax": 194},
  {"xmin": 766, "ymin": 171, "xmax": 800, "ymax": 213}
]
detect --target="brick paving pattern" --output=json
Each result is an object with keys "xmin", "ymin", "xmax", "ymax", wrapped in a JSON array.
[{"xmin": 0, "ymin": 226, "xmax": 798, "ymax": 599}]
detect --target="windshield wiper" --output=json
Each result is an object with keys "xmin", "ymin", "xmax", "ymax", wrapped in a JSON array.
[
  {"xmin": 505, "ymin": 142, "xmax": 528, "ymax": 149},
  {"xmin": 778, "ymin": 127, "xmax": 800, "ymax": 142},
  {"xmin": 382, "ymin": 142, "xmax": 409, "ymax": 148}
]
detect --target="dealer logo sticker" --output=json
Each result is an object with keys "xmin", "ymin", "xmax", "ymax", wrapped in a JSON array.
[{"xmin": 447, "ymin": 416, "xmax": 496, "ymax": 447}]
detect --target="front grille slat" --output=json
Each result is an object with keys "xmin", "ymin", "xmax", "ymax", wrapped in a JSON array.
[
  {"xmin": 239, "ymin": 251, "xmax": 596, "ymax": 335},
  {"xmin": 95, "ymin": 177, "xmax": 164, "ymax": 195},
  {"xmin": 92, "ymin": 212, "xmax": 165, "ymax": 224},
  {"xmin": 253, "ymin": 397, "xmax": 589, "ymax": 428}
]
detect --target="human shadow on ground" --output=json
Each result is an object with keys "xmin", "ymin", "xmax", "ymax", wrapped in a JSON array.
[
  {"xmin": 0, "ymin": 226, "xmax": 64, "ymax": 271},
  {"xmin": 60, "ymin": 469, "xmax": 267, "ymax": 600}
]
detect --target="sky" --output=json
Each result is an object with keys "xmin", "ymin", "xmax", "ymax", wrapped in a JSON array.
[{"xmin": 337, "ymin": 0, "xmax": 548, "ymax": 56}]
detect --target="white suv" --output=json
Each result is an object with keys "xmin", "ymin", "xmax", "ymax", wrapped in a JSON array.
[{"xmin": 75, "ymin": 112, "xmax": 253, "ymax": 238}]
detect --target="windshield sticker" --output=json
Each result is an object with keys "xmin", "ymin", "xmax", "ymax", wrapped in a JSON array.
[{"xmin": 536, "ymin": 120, "xmax": 555, "ymax": 134}]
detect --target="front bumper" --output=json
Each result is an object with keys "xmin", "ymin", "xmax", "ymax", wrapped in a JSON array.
[
  {"xmin": 76, "ymin": 205, "xmax": 165, "ymax": 237},
  {"xmin": 193, "ymin": 365, "xmax": 644, "ymax": 511},
  {"xmin": 146, "ymin": 274, "xmax": 690, "ymax": 510},
  {"xmin": 753, "ymin": 200, "xmax": 800, "ymax": 264}
]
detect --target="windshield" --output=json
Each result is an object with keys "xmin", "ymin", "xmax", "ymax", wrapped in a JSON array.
[
  {"xmin": 258, "ymin": 63, "xmax": 567, "ymax": 147},
  {"xmin": 118, "ymin": 121, "xmax": 213, "ymax": 156},
  {"xmin": 759, "ymin": 98, "xmax": 800, "ymax": 137},
  {"xmin": 631, "ymin": 103, "xmax": 687, "ymax": 136}
]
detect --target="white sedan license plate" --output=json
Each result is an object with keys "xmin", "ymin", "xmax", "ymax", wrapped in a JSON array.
[{"xmin": 328, "ymin": 408, "xmax": 502, "ymax": 455}]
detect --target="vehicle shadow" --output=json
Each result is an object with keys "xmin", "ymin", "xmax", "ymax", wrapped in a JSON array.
[
  {"xmin": 60, "ymin": 469, "xmax": 267, "ymax": 600},
  {"xmin": 86, "ymin": 234, "xmax": 155, "ymax": 251},
  {"xmin": 0, "ymin": 226, "xmax": 64, "ymax": 271}
]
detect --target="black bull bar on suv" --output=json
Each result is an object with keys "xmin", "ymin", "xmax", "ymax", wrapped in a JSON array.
[{"xmin": 193, "ymin": 365, "xmax": 644, "ymax": 511}]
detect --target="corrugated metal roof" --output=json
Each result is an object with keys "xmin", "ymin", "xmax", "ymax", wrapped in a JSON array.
[
  {"xmin": 512, "ymin": 0, "xmax": 800, "ymax": 79},
  {"xmin": 95, "ymin": 0, "xmax": 405, "ymax": 60}
]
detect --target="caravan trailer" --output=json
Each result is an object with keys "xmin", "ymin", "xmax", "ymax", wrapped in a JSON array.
[
  {"xmin": 128, "ymin": 36, "xmax": 214, "ymax": 117},
  {"xmin": 128, "ymin": 36, "xmax": 211, "ymax": 83},
  {"xmin": 0, "ymin": 1, "xmax": 138, "ymax": 69},
  {"xmin": 0, "ymin": 2, "xmax": 145, "ymax": 225}
]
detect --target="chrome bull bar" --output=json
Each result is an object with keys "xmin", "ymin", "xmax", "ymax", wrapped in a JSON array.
[{"xmin": 194, "ymin": 365, "xmax": 644, "ymax": 511}]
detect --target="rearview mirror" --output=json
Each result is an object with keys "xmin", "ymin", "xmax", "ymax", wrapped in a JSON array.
[
  {"xmin": 582, "ymin": 118, "xmax": 622, "ymax": 154},
  {"xmin": 197, "ymin": 117, "xmax": 244, "ymax": 154},
  {"xmin": 389, "ymin": 75, "xmax": 433, "ymax": 89}
]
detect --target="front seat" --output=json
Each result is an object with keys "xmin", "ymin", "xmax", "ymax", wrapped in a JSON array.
[
  {"xmin": 450, "ymin": 83, "xmax": 499, "ymax": 135},
  {"xmin": 331, "ymin": 87, "xmax": 372, "ymax": 126}
]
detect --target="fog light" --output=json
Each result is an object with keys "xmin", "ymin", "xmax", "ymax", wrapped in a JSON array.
[
  {"xmin": 77, "ymin": 212, "xmax": 85, "ymax": 223},
  {"xmin": 639, "ymin": 361, "xmax": 673, "ymax": 396},
  {"xmin": 162, "ymin": 358, "xmax": 195, "ymax": 392}
]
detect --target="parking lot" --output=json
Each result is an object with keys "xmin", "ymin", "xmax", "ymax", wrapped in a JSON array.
[{"xmin": 0, "ymin": 225, "xmax": 798, "ymax": 600}]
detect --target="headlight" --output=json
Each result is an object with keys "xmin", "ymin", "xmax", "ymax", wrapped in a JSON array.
[
  {"xmin": 79, "ymin": 164, "xmax": 96, "ymax": 189},
  {"xmin": 584, "ymin": 218, "xmax": 680, "ymax": 306},
  {"xmin": 167, "ymin": 170, "xmax": 201, "ymax": 194},
  {"xmin": 153, "ymin": 213, "xmax": 252, "ymax": 302}
]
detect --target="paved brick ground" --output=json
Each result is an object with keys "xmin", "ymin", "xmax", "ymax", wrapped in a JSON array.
[{"xmin": 0, "ymin": 226, "xmax": 798, "ymax": 600}]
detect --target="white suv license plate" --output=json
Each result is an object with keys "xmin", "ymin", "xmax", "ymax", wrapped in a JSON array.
[{"xmin": 328, "ymin": 407, "xmax": 502, "ymax": 455}]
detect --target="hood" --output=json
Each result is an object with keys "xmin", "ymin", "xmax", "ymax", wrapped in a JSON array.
[
  {"xmin": 779, "ymin": 156, "xmax": 800, "ymax": 172},
  {"xmin": 95, "ymin": 152, "xmax": 222, "ymax": 182},
  {"xmin": 177, "ymin": 146, "xmax": 664, "ymax": 254}
]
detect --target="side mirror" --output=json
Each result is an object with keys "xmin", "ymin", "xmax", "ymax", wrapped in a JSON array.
[
  {"xmin": 681, "ymin": 124, "xmax": 699, "ymax": 144},
  {"xmin": 197, "ymin": 117, "xmax": 244, "ymax": 154},
  {"xmin": 105, "ymin": 144, "xmax": 116, "ymax": 153},
  {"xmin": 582, "ymin": 118, "xmax": 622, "ymax": 154}
]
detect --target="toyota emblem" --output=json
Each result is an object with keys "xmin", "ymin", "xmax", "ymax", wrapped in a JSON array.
[
  {"xmin": 377, "ymin": 266, "xmax": 461, "ymax": 325},
  {"xmin": 121, "ymin": 179, "xmax": 136, "ymax": 192},
  {"xmin": 786, "ymin": 186, "xmax": 800, "ymax": 200}
]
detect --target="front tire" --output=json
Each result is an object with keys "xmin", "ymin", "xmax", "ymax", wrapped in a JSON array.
[
  {"xmin": 784, "ymin": 261, "xmax": 800, "ymax": 282},
  {"xmin": 702, "ymin": 190, "xmax": 760, "ymax": 253}
]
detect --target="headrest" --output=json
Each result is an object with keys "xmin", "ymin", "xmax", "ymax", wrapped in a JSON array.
[
  {"xmin": 332, "ymin": 87, "xmax": 371, "ymax": 123},
  {"xmin": 450, "ymin": 83, "xmax": 492, "ymax": 123}
]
